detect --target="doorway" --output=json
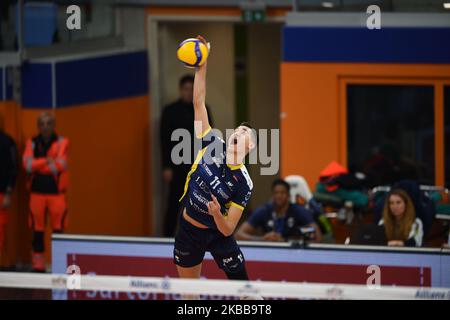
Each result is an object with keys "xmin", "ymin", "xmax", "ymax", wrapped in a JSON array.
[{"xmin": 149, "ymin": 16, "xmax": 282, "ymax": 235}]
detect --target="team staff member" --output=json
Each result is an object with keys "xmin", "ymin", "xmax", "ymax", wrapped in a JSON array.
[
  {"xmin": 0, "ymin": 127, "xmax": 18, "ymax": 259},
  {"xmin": 23, "ymin": 112, "xmax": 69, "ymax": 272},
  {"xmin": 236, "ymin": 179, "xmax": 322, "ymax": 242}
]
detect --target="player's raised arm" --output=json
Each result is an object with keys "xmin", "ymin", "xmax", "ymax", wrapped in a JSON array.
[{"xmin": 193, "ymin": 36, "xmax": 211, "ymax": 138}]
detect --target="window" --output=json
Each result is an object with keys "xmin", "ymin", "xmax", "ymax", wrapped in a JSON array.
[
  {"xmin": 347, "ymin": 84, "xmax": 434, "ymax": 187},
  {"xmin": 445, "ymin": 86, "xmax": 450, "ymax": 187}
]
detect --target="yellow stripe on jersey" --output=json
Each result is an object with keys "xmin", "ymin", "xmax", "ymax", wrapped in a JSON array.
[
  {"xmin": 179, "ymin": 147, "xmax": 208, "ymax": 202},
  {"xmin": 196, "ymin": 126, "xmax": 212, "ymax": 139},
  {"xmin": 227, "ymin": 163, "xmax": 243, "ymax": 170},
  {"xmin": 229, "ymin": 201, "xmax": 244, "ymax": 211}
]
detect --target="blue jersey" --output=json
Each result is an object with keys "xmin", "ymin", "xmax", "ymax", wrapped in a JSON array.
[
  {"xmin": 180, "ymin": 127, "xmax": 253, "ymax": 230},
  {"xmin": 248, "ymin": 203, "xmax": 314, "ymax": 239}
]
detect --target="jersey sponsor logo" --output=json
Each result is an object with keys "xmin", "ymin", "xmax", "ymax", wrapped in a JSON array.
[
  {"xmin": 192, "ymin": 190, "xmax": 209, "ymax": 206},
  {"xmin": 222, "ymin": 257, "xmax": 233, "ymax": 264},
  {"xmin": 174, "ymin": 248, "xmax": 190, "ymax": 256},
  {"xmin": 240, "ymin": 166, "xmax": 254, "ymax": 190},
  {"xmin": 189, "ymin": 198, "xmax": 209, "ymax": 215},
  {"xmin": 226, "ymin": 181, "xmax": 234, "ymax": 188},
  {"xmin": 202, "ymin": 163, "xmax": 214, "ymax": 176},
  {"xmin": 195, "ymin": 176, "xmax": 211, "ymax": 194},
  {"xmin": 216, "ymin": 187, "xmax": 230, "ymax": 200},
  {"xmin": 212, "ymin": 154, "xmax": 225, "ymax": 168}
]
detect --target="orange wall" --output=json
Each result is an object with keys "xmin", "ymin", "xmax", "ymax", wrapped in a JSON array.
[
  {"xmin": 281, "ymin": 62, "xmax": 450, "ymax": 187},
  {"xmin": 0, "ymin": 95, "xmax": 151, "ymax": 267}
]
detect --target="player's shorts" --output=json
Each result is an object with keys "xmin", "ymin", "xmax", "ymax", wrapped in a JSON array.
[
  {"xmin": 174, "ymin": 211, "xmax": 245, "ymax": 274},
  {"xmin": 29, "ymin": 193, "xmax": 68, "ymax": 232}
]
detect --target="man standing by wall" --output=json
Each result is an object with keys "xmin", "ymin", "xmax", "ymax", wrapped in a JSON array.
[
  {"xmin": 160, "ymin": 75, "xmax": 213, "ymax": 237},
  {"xmin": 23, "ymin": 112, "xmax": 69, "ymax": 272},
  {"xmin": 0, "ymin": 123, "xmax": 18, "ymax": 265}
]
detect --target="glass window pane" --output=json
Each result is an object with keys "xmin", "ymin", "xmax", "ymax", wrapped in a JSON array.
[
  {"xmin": 445, "ymin": 86, "xmax": 450, "ymax": 188},
  {"xmin": 347, "ymin": 84, "xmax": 434, "ymax": 187}
]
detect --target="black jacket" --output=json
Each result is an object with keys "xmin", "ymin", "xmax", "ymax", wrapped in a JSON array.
[
  {"xmin": 160, "ymin": 99, "xmax": 213, "ymax": 173},
  {"xmin": 0, "ymin": 131, "xmax": 18, "ymax": 193}
]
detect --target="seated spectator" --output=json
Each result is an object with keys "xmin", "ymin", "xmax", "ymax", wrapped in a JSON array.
[
  {"xmin": 236, "ymin": 179, "xmax": 321, "ymax": 242},
  {"xmin": 379, "ymin": 189, "xmax": 423, "ymax": 247},
  {"xmin": 373, "ymin": 179, "xmax": 435, "ymax": 237}
]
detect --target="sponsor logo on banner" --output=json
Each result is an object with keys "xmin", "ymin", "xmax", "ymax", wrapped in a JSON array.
[
  {"xmin": 415, "ymin": 289, "xmax": 450, "ymax": 300},
  {"xmin": 129, "ymin": 279, "xmax": 159, "ymax": 289},
  {"xmin": 51, "ymin": 276, "xmax": 67, "ymax": 288},
  {"xmin": 161, "ymin": 278, "xmax": 171, "ymax": 291},
  {"xmin": 237, "ymin": 283, "xmax": 260, "ymax": 295},
  {"xmin": 326, "ymin": 286, "xmax": 344, "ymax": 299}
]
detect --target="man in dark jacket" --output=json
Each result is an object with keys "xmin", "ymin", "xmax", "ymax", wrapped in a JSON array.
[
  {"xmin": 0, "ymin": 127, "xmax": 18, "ymax": 258},
  {"xmin": 160, "ymin": 74, "xmax": 213, "ymax": 237}
]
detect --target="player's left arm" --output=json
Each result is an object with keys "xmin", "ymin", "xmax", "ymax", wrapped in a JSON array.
[
  {"xmin": 193, "ymin": 36, "xmax": 211, "ymax": 138},
  {"xmin": 208, "ymin": 195, "xmax": 243, "ymax": 237}
]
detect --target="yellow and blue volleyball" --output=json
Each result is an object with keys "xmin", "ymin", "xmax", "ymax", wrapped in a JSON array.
[{"xmin": 177, "ymin": 38, "xmax": 209, "ymax": 68}]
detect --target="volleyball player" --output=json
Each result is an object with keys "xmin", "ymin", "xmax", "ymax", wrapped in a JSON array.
[{"xmin": 173, "ymin": 36, "xmax": 257, "ymax": 287}]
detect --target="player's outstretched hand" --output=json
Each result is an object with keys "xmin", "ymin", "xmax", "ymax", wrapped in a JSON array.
[
  {"xmin": 196, "ymin": 35, "xmax": 211, "ymax": 52},
  {"xmin": 207, "ymin": 194, "xmax": 221, "ymax": 217}
]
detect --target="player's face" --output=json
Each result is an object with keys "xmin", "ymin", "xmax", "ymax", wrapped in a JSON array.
[
  {"xmin": 272, "ymin": 185, "xmax": 290, "ymax": 208},
  {"xmin": 180, "ymin": 82, "xmax": 193, "ymax": 103},
  {"xmin": 228, "ymin": 126, "xmax": 254, "ymax": 155}
]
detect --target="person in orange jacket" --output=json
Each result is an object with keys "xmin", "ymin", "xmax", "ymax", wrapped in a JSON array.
[{"xmin": 23, "ymin": 112, "xmax": 69, "ymax": 272}]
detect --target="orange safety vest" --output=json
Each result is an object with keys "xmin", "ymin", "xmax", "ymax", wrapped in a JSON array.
[{"xmin": 23, "ymin": 135, "xmax": 70, "ymax": 193}]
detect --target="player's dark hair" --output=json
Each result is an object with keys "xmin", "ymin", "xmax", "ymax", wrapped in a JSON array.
[
  {"xmin": 179, "ymin": 74, "xmax": 194, "ymax": 87},
  {"xmin": 240, "ymin": 122, "xmax": 254, "ymax": 130},
  {"xmin": 239, "ymin": 122, "xmax": 258, "ymax": 146},
  {"xmin": 272, "ymin": 178, "xmax": 290, "ymax": 193}
]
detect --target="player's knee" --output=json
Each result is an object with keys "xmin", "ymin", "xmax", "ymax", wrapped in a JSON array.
[
  {"xmin": 220, "ymin": 251, "xmax": 246, "ymax": 277},
  {"xmin": 224, "ymin": 261, "xmax": 248, "ymax": 281}
]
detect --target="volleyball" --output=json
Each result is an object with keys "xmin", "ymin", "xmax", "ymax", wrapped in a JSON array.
[{"xmin": 177, "ymin": 38, "xmax": 209, "ymax": 68}]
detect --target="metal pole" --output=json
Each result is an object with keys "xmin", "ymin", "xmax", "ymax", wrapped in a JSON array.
[{"xmin": 17, "ymin": 0, "xmax": 24, "ymax": 62}]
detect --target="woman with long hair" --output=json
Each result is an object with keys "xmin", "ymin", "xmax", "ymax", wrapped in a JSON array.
[{"xmin": 379, "ymin": 189, "xmax": 423, "ymax": 247}]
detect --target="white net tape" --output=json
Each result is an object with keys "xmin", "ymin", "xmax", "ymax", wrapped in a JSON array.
[{"xmin": 0, "ymin": 272, "xmax": 449, "ymax": 300}]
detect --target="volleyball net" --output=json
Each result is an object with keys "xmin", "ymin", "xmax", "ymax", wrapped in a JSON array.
[{"xmin": 0, "ymin": 272, "xmax": 449, "ymax": 300}]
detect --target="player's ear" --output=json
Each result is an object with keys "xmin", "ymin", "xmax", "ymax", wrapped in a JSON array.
[{"xmin": 248, "ymin": 140, "xmax": 256, "ymax": 151}]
